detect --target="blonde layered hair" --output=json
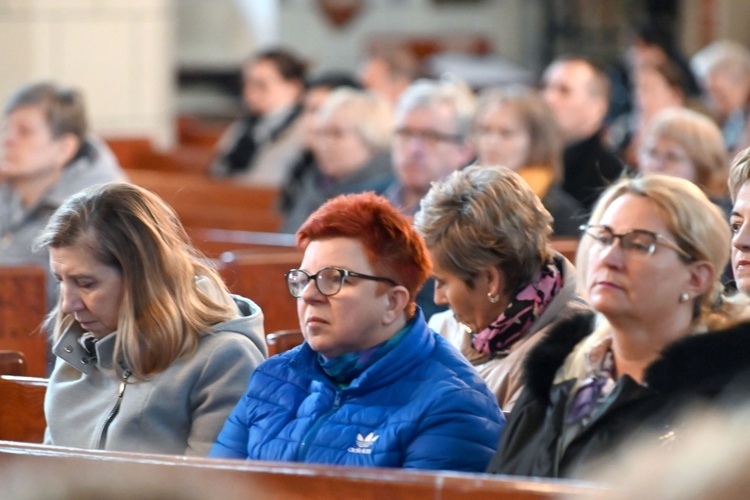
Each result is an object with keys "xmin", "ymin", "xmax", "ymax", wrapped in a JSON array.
[
  {"xmin": 414, "ymin": 165, "xmax": 552, "ymax": 293},
  {"xmin": 643, "ymin": 107, "xmax": 729, "ymax": 198},
  {"xmin": 316, "ymin": 88, "xmax": 393, "ymax": 153},
  {"xmin": 577, "ymin": 175, "xmax": 741, "ymax": 332},
  {"xmin": 729, "ymin": 146, "xmax": 750, "ymax": 202},
  {"xmin": 36, "ymin": 183, "xmax": 236, "ymax": 379}
]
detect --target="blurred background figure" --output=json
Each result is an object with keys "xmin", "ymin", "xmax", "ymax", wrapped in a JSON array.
[
  {"xmin": 386, "ymin": 78, "xmax": 476, "ymax": 216},
  {"xmin": 360, "ymin": 48, "xmax": 424, "ymax": 108},
  {"xmin": 692, "ymin": 39, "xmax": 750, "ymax": 154},
  {"xmin": 0, "ymin": 81, "xmax": 126, "ymax": 308},
  {"xmin": 385, "ymin": 78, "xmax": 476, "ymax": 320},
  {"xmin": 473, "ymin": 85, "xmax": 583, "ymax": 235},
  {"xmin": 638, "ymin": 107, "xmax": 731, "ymax": 215},
  {"xmin": 278, "ymin": 71, "xmax": 362, "ymax": 220},
  {"xmin": 211, "ymin": 47, "xmax": 307, "ymax": 187},
  {"xmin": 38, "ymin": 183, "xmax": 267, "ymax": 455},
  {"xmin": 542, "ymin": 56, "xmax": 625, "ymax": 212},
  {"xmin": 414, "ymin": 166, "xmax": 588, "ymax": 411},
  {"xmin": 488, "ymin": 175, "xmax": 750, "ymax": 478},
  {"xmin": 586, "ymin": 403, "xmax": 750, "ymax": 500},
  {"xmin": 281, "ymin": 88, "xmax": 394, "ymax": 233},
  {"xmin": 608, "ymin": 59, "xmax": 700, "ymax": 168}
]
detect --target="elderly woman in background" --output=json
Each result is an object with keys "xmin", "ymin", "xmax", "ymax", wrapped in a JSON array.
[
  {"xmin": 37, "ymin": 183, "xmax": 267, "ymax": 455},
  {"xmin": 280, "ymin": 88, "xmax": 394, "ymax": 233},
  {"xmin": 473, "ymin": 86, "xmax": 582, "ymax": 235},
  {"xmin": 639, "ymin": 107, "xmax": 731, "ymax": 215},
  {"xmin": 488, "ymin": 175, "xmax": 750, "ymax": 478},
  {"xmin": 211, "ymin": 192, "xmax": 504, "ymax": 471},
  {"xmin": 0, "ymin": 82, "xmax": 127, "ymax": 307},
  {"xmin": 413, "ymin": 166, "xmax": 588, "ymax": 411}
]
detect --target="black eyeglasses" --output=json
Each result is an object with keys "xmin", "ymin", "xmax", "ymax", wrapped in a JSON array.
[
  {"xmin": 394, "ymin": 127, "xmax": 463, "ymax": 146},
  {"xmin": 581, "ymin": 225, "xmax": 693, "ymax": 260},
  {"xmin": 285, "ymin": 267, "xmax": 398, "ymax": 298}
]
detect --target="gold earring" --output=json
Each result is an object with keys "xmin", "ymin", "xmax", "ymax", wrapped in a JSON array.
[{"xmin": 487, "ymin": 293, "xmax": 500, "ymax": 304}]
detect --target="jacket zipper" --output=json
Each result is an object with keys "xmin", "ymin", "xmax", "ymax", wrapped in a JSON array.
[
  {"xmin": 95, "ymin": 369, "xmax": 131, "ymax": 450},
  {"xmin": 297, "ymin": 391, "xmax": 342, "ymax": 461}
]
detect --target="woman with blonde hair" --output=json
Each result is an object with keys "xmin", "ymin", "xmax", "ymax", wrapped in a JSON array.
[
  {"xmin": 639, "ymin": 107, "xmax": 731, "ymax": 214},
  {"xmin": 473, "ymin": 85, "xmax": 582, "ymax": 235},
  {"xmin": 281, "ymin": 88, "xmax": 394, "ymax": 232},
  {"xmin": 37, "ymin": 183, "xmax": 267, "ymax": 455},
  {"xmin": 488, "ymin": 174, "xmax": 750, "ymax": 478},
  {"xmin": 414, "ymin": 166, "xmax": 588, "ymax": 411}
]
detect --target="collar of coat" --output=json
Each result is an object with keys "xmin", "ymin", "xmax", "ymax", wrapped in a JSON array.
[{"xmin": 523, "ymin": 312, "xmax": 750, "ymax": 404}]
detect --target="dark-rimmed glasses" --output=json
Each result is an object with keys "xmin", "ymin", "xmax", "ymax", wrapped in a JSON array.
[
  {"xmin": 394, "ymin": 127, "xmax": 463, "ymax": 146},
  {"xmin": 581, "ymin": 225, "xmax": 693, "ymax": 260},
  {"xmin": 285, "ymin": 267, "xmax": 398, "ymax": 298}
]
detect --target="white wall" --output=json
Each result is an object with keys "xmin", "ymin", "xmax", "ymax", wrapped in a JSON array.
[{"xmin": 0, "ymin": 0, "xmax": 174, "ymax": 147}]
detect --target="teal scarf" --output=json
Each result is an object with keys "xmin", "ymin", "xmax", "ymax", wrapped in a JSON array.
[{"xmin": 318, "ymin": 319, "xmax": 413, "ymax": 388}]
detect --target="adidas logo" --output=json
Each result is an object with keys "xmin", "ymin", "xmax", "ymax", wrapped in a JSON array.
[{"xmin": 347, "ymin": 432, "xmax": 379, "ymax": 454}]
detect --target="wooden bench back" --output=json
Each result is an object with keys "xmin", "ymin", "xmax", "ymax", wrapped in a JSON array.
[
  {"xmin": 217, "ymin": 250, "xmax": 303, "ymax": 334},
  {"xmin": 0, "ymin": 376, "xmax": 47, "ymax": 443},
  {"xmin": 0, "ymin": 440, "xmax": 609, "ymax": 499},
  {"xmin": 0, "ymin": 266, "xmax": 48, "ymax": 377},
  {"xmin": 126, "ymin": 169, "xmax": 283, "ymax": 233}
]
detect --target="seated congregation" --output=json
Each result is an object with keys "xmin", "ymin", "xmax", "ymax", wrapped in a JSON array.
[{"xmin": 6, "ymin": 32, "xmax": 750, "ymax": 495}]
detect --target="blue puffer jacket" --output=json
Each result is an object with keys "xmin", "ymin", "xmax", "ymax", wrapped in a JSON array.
[{"xmin": 210, "ymin": 310, "xmax": 505, "ymax": 471}]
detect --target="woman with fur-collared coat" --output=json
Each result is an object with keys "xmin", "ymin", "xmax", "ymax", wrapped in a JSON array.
[{"xmin": 487, "ymin": 175, "xmax": 750, "ymax": 478}]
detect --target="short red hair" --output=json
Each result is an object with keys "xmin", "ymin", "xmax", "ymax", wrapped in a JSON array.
[{"xmin": 297, "ymin": 193, "xmax": 431, "ymax": 317}]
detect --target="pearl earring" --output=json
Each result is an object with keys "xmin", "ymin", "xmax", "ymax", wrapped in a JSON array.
[
  {"xmin": 679, "ymin": 292, "xmax": 690, "ymax": 303},
  {"xmin": 487, "ymin": 293, "xmax": 500, "ymax": 304}
]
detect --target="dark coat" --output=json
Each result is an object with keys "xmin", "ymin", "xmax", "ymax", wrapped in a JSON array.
[
  {"xmin": 562, "ymin": 133, "xmax": 624, "ymax": 211},
  {"xmin": 487, "ymin": 313, "xmax": 750, "ymax": 478}
]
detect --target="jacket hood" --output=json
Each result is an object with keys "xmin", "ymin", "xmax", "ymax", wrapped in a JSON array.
[{"xmin": 212, "ymin": 294, "xmax": 268, "ymax": 358}]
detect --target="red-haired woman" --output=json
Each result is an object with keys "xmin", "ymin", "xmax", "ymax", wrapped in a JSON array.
[{"xmin": 209, "ymin": 193, "xmax": 504, "ymax": 471}]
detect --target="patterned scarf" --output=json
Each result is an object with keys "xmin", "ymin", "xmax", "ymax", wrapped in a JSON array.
[
  {"xmin": 566, "ymin": 347, "xmax": 616, "ymax": 424},
  {"xmin": 471, "ymin": 256, "xmax": 564, "ymax": 355},
  {"xmin": 318, "ymin": 318, "xmax": 413, "ymax": 388}
]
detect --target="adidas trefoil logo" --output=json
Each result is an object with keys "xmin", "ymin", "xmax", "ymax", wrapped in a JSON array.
[{"xmin": 347, "ymin": 432, "xmax": 379, "ymax": 454}]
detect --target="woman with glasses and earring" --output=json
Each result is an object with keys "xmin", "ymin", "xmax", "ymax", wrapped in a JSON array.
[
  {"xmin": 210, "ymin": 192, "xmax": 504, "ymax": 471},
  {"xmin": 413, "ymin": 166, "xmax": 588, "ymax": 412},
  {"xmin": 487, "ymin": 174, "xmax": 750, "ymax": 479}
]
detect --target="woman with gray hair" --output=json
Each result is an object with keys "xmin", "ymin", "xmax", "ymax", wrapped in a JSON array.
[
  {"xmin": 280, "ymin": 88, "xmax": 394, "ymax": 232},
  {"xmin": 413, "ymin": 165, "xmax": 588, "ymax": 411}
]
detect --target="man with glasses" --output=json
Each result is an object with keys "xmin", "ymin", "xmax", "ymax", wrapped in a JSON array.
[
  {"xmin": 385, "ymin": 79, "xmax": 476, "ymax": 216},
  {"xmin": 210, "ymin": 192, "xmax": 504, "ymax": 471}
]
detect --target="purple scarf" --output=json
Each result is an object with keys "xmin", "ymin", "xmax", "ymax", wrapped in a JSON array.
[{"xmin": 471, "ymin": 256, "xmax": 564, "ymax": 355}]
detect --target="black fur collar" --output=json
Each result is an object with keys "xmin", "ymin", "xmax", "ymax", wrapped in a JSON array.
[{"xmin": 523, "ymin": 313, "xmax": 750, "ymax": 402}]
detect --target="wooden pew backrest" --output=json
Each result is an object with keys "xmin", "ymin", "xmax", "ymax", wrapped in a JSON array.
[
  {"xmin": 0, "ymin": 266, "xmax": 48, "ymax": 377},
  {"xmin": 0, "ymin": 351, "xmax": 27, "ymax": 376},
  {"xmin": 217, "ymin": 250, "xmax": 303, "ymax": 334},
  {"xmin": 0, "ymin": 441, "xmax": 610, "ymax": 499},
  {"xmin": 0, "ymin": 376, "xmax": 47, "ymax": 443}
]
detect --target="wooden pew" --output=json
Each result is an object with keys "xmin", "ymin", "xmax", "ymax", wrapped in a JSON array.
[
  {"xmin": 0, "ymin": 441, "xmax": 610, "ymax": 499},
  {"xmin": 266, "ymin": 330, "xmax": 305, "ymax": 357},
  {"xmin": 550, "ymin": 236, "xmax": 579, "ymax": 264},
  {"xmin": 126, "ymin": 169, "xmax": 283, "ymax": 233},
  {"xmin": 188, "ymin": 228, "xmax": 296, "ymax": 259},
  {"xmin": 217, "ymin": 250, "xmax": 303, "ymax": 334},
  {"xmin": 0, "ymin": 266, "xmax": 48, "ymax": 377},
  {"xmin": 0, "ymin": 351, "xmax": 27, "ymax": 376},
  {"xmin": 0, "ymin": 376, "xmax": 47, "ymax": 443}
]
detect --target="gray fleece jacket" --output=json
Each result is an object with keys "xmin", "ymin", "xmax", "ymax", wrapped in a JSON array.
[{"xmin": 44, "ymin": 295, "xmax": 267, "ymax": 456}]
